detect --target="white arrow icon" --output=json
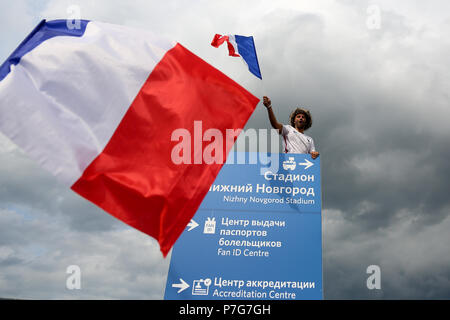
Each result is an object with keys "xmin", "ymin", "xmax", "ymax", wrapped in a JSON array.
[
  {"xmin": 298, "ymin": 159, "xmax": 314, "ymax": 170},
  {"xmin": 186, "ymin": 219, "xmax": 199, "ymax": 231},
  {"xmin": 172, "ymin": 278, "xmax": 190, "ymax": 293}
]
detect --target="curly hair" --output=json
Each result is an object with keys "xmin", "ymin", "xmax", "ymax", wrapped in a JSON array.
[{"xmin": 290, "ymin": 108, "xmax": 312, "ymax": 130}]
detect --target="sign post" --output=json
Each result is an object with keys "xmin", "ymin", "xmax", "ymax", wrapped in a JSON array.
[{"xmin": 164, "ymin": 152, "xmax": 322, "ymax": 300}]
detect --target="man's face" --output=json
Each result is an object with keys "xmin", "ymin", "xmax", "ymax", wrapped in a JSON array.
[{"xmin": 294, "ymin": 112, "xmax": 307, "ymax": 129}]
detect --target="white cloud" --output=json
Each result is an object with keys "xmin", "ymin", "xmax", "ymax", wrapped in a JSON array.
[{"xmin": 0, "ymin": 0, "xmax": 39, "ymax": 61}]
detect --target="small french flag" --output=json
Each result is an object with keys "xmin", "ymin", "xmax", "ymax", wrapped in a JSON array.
[{"xmin": 211, "ymin": 34, "xmax": 262, "ymax": 79}]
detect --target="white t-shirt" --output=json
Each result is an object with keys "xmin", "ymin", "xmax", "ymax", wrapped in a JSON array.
[{"xmin": 281, "ymin": 125, "xmax": 316, "ymax": 154}]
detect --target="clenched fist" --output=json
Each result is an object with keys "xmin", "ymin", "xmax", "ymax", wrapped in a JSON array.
[
  {"xmin": 310, "ymin": 151, "xmax": 320, "ymax": 160},
  {"xmin": 263, "ymin": 96, "xmax": 271, "ymax": 108}
]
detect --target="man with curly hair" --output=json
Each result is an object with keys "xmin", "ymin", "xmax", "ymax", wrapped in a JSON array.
[{"xmin": 263, "ymin": 96, "xmax": 319, "ymax": 159}]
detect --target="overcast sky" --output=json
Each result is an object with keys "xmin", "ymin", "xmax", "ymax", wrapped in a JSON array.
[{"xmin": 1, "ymin": 0, "xmax": 450, "ymax": 299}]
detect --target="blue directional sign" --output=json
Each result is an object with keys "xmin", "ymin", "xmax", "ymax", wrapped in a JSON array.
[
  {"xmin": 164, "ymin": 152, "xmax": 322, "ymax": 300},
  {"xmin": 199, "ymin": 152, "xmax": 321, "ymax": 213}
]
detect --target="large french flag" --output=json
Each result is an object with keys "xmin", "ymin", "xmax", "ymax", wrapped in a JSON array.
[{"xmin": 0, "ymin": 20, "xmax": 259, "ymax": 256}]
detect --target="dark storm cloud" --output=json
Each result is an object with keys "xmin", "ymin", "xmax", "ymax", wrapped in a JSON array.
[
  {"xmin": 243, "ymin": 3, "xmax": 450, "ymax": 299},
  {"xmin": 250, "ymin": 4, "xmax": 450, "ymax": 229},
  {"xmin": 323, "ymin": 207, "xmax": 450, "ymax": 299}
]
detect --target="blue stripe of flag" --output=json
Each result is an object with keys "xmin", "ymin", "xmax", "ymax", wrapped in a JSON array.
[
  {"xmin": 235, "ymin": 35, "xmax": 262, "ymax": 79},
  {"xmin": 0, "ymin": 19, "xmax": 89, "ymax": 82}
]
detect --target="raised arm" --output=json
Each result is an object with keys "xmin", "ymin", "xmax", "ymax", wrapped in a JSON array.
[{"xmin": 263, "ymin": 96, "xmax": 283, "ymax": 134}]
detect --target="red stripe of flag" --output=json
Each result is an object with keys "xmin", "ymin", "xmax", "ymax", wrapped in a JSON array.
[{"xmin": 211, "ymin": 34, "xmax": 240, "ymax": 57}]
